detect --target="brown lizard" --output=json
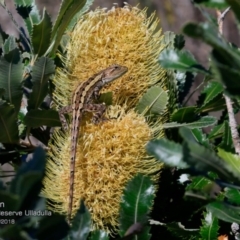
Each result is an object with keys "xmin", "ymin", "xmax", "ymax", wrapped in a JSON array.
[{"xmin": 59, "ymin": 64, "xmax": 128, "ymax": 223}]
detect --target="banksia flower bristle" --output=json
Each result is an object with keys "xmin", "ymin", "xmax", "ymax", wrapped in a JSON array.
[
  {"xmin": 43, "ymin": 3, "xmax": 168, "ymax": 233},
  {"xmin": 44, "ymin": 105, "xmax": 160, "ymax": 231},
  {"xmin": 61, "ymin": 4, "xmax": 166, "ymax": 108}
]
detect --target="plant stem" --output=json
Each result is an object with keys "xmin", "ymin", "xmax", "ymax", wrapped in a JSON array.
[{"xmin": 216, "ymin": 8, "xmax": 240, "ymax": 155}]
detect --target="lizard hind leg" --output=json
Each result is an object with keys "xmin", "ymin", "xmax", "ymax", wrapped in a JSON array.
[
  {"xmin": 59, "ymin": 106, "xmax": 72, "ymax": 131},
  {"xmin": 83, "ymin": 103, "xmax": 107, "ymax": 124}
]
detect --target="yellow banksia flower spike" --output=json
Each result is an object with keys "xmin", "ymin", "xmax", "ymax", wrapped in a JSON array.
[{"xmin": 43, "ymin": 3, "xmax": 168, "ymax": 233}]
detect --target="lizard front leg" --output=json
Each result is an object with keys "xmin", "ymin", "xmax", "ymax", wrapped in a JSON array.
[
  {"xmin": 83, "ymin": 103, "xmax": 107, "ymax": 124},
  {"xmin": 59, "ymin": 106, "xmax": 71, "ymax": 131}
]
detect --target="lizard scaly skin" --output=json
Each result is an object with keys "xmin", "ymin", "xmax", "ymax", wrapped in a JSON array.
[{"xmin": 59, "ymin": 64, "xmax": 128, "ymax": 223}]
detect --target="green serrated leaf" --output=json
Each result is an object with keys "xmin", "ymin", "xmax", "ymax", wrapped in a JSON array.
[
  {"xmin": 67, "ymin": 0, "xmax": 94, "ymax": 31},
  {"xmin": 171, "ymin": 107, "xmax": 197, "ymax": 123},
  {"xmin": 135, "ymin": 86, "xmax": 168, "ymax": 115},
  {"xmin": 0, "ymin": 48, "xmax": 23, "ymax": 113},
  {"xmin": 224, "ymin": 204, "xmax": 240, "ymax": 213},
  {"xmin": 198, "ymin": 93, "xmax": 225, "ymax": 113},
  {"xmin": 15, "ymin": 1, "xmax": 33, "ymax": 21},
  {"xmin": 193, "ymin": 0, "xmax": 228, "ymax": 8},
  {"xmin": 177, "ymin": 71, "xmax": 196, "ymax": 104},
  {"xmin": 159, "ymin": 49, "xmax": 209, "ymax": 74},
  {"xmin": 37, "ymin": 214, "xmax": 69, "ymax": 240},
  {"xmin": 0, "ymin": 102, "xmax": 19, "ymax": 143},
  {"xmin": 163, "ymin": 116, "xmax": 217, "ymax": 129},
  {"xmin": 162, "ymin": 69, "xmax": 178, "ymax": 114},
  {"xmin": 183, "ymin": 22, "xmax": 240, "ymax": 61},
  {"xmin": 159, "ymin": 32, "xmax": 183, "ymax": 110},
  {"xmin": 180, "ymin": 125, "xmax": 200, "ymax": 143},
  {"xmin": 24, "ymin": 3, "xmax": 41, "ymax": 36},
  {"xmin": 218, "ymin": 121, "xmax": 233, "ymax": 151},
  {"xmin": 181, "ymin": 128, "xmax": 240, "ymax": 182},
  {"xmin": 165, "ymin": 222, "xmax": 199, "ymax": 240},
  {"xmin": 200, "ymin": 211, "xmax": 219, "ymax": 240},
  {"xmin": 191, "ymin": 128, "xmax": 210, "ymax": 148},
  {"xmin": 10, "ymin": 146, "xmax": 45, "ymax": 184},
  {"xmin": 70, "ymin": 200, "xmax": 91, "ymax": 240},
  {"xmin": 0, "ymin": 25, "xmax": 8, "ymax": 46},
  {"xmin": 183, "ymin": 22, "xmax": 240, "ymax": 96},
  {"xmin": 208, "ymin": 122, "xmax": 225, "ymax": 139},
  {"xmin": 183, "ymin": 141, "xmax": 230, "ymax": 179},
  {"xmin": 211, "ymin": 52, "xmax": 240, "ymax": 96},
  {"xmin": 3, "ymin": 36, "xmax": 17, "ymax": 54},
  {"xmin": 89, "ymin": 230, "xmax": 109, "ymax": 240},
  {"xmin": 51, "ymin": 0, "xmax": 75, "ymax": 39},
  {"xmin": 201, "ymin": 81, "xmax": 224, "ymax": 105},
  {"xmin": 224, "ymin": 188, "xmax": 240, "ymax": 205},
  {"xmin": 13, "ymin": 0, "xmax": 33, "ymax": 6},
  {"xmin": 146, "ymin": 139, "xmax": 188, "ymax": 169},
  {"xmin": 50, "ymin": 0, "xmax": 87, "ymax": 56},
  {"xmin": 218, "ymin": 148, "xmax": 240, "ymax": 176},
  {"xmin": 186, "ymin": 176, "xmax": 213, "ymax": 191},
  {"xmin": 207, "ymin": 201, "xmax": 240, "ymax": 224},
  {"xmin": 24, "ymin": 109, "xmax": 61, "ymax": 128},
  {"xmin": 7, "ymin": 147, "xmax": 46, "ymax": 212},
  {"xmin": 31, "ymin": 9, "xmax": 52, "ymax": 56},
  {"xmin": 12, "ymin": 172, "xmax": 42, "ymax": 211},
  {"xmin": 183, "ymin": 22, "xmax": 219, "ymax": 43},
  {"xmin": 119, "ymin": 174, "xmax": 154, "ymax": 240},
  {"xmin": 22, "ymin": 52, "xmax": 30, "ymax": 60},
  {"xmin": 28, "ymin": 57, "xmax": 55, "ymax": 110},
  {"xmin": 174, "ymin": 34, "xmax": 185, "ymax": 50}
]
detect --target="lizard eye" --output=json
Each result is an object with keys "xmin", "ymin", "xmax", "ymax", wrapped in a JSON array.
[{"xmin": 114, "ymin": 65, "xmax": 119, "ymax": 69}]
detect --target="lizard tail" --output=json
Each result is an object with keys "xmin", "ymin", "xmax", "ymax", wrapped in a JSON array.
[{"xmin": 68, "ymin": 121, "xmax": 80, "ymax": 223}]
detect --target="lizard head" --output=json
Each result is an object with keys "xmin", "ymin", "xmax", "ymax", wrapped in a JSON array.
[{"xmin": 102, "ymin": 64, "xmax": 128, "ymax": 84}]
